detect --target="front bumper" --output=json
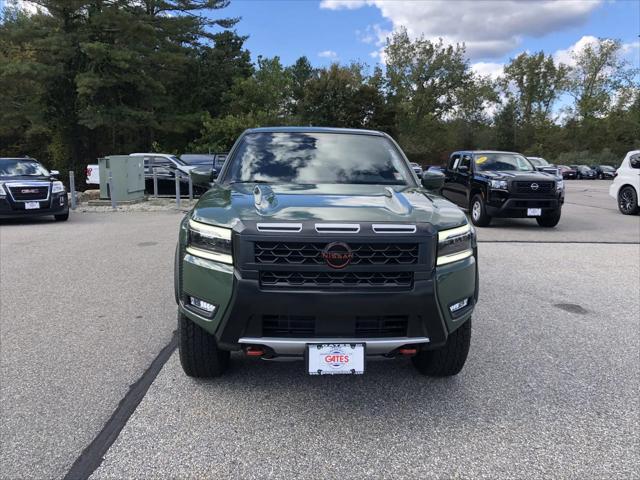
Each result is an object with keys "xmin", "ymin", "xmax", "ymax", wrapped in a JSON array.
[
  {"xmin": 0, "ymin": 192, "xmax": 68, "ymax": 219},
  {"xmin": 485, "ymin": 191, "xmax": 563, "ymax": 217},
  {"xmin": 176, "ymin": 221, "xmax": 477, "ymax": 355}
]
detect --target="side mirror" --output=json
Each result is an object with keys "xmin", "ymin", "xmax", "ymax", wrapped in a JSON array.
[
  {"xmin": 211, "ymin": 169, "xmax": 218, "ymax": 180},
  {"xmin": 421, "ymin": 171, "xmax": 445, "ymax": 191},
  {"xmin": 50, "ymin": 170, "xmax": 60, "ymax": 177},
  {"xmin": 458, "ymin": 165, "xmax": 469, "ymax": 173},
  {"xmin": 190, "ymin": 166, "xmax": 214, "ymax": 188}
]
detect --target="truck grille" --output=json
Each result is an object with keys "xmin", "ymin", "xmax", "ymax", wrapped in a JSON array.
[
  {"xmin": 512, "ymin": 181, "xmax": 554, "ymax": 194},
  {"xmin": 8, "ymin": 185, "xmax": 49, "ymax": 201},
  {"xmin": 255, "ymin": 242, "xmax": 419, "ymax": 266},
  {"xmin": 260, "ymin": 271, "xmax": 413, "ymax": 289},
  {"xmin": 262, "ymin": 314, "xmax": 408, "ymax": 338}
]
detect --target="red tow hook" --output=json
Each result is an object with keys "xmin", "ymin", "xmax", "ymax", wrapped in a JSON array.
[
  {"xmin": 398, "ymin": 347, "xmax": 417, "ymax": 356},
  {"xmin": 244, "ymin": 346, "xmax": 265, "ymax": 357}
]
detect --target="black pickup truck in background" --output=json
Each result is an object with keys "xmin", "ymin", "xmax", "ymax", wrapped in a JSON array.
[{"xmin": 441, "ymin": 151, "xmax": 564, "ymax": 228}]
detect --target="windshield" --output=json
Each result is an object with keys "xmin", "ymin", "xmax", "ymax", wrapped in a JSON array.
[
  {"xmin": 600, "ymin": 165, "xmax": 614, "ymax": 171},
  {"xmin": 181, "ymin": 155, "xmax": 214, "ymax": 166},
  {"xmin": 474, "ymin": 153, "xmax": 534, "ymax": 172},
  {"xmin": 224, "ymin": 132, "xmax": 413, "ymax": 185},
  {"xmin": 527, "ymin": 157, "xmax": 549, "ymax": 166},
  {"xmin": 0, "ymin": 159, "xmax": 49, "ymax": 177}
]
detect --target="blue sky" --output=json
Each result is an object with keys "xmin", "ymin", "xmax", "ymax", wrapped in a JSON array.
[{"xmin": 217, "ymin": 0, "xmax": 640, "ymax": 75}]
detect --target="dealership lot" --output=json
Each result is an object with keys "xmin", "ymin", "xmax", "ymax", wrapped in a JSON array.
[{"xmin": 1, "ymin": 180, "xmax": 639, "ymax": 479}]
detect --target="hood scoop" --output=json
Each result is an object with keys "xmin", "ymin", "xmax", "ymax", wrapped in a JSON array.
[
  {"xmin": 253, "ymin": 185, "xmax": 278, "ymax": 215},
  {"xmin": 383, "ymin": 187, "xmax": 412, "ymax": 215}
]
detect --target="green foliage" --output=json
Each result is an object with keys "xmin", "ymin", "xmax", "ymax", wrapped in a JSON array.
[
  {"xmin": 555, "ymin": 149, "xmax": 622, "ymax": 167},
  {"xmin": 0, "ymin": 0, "xmax": 245, "ymax": 183},
  {"xmin": 1, "ymin": 6, "xmax": 638, "ymax": 176}
]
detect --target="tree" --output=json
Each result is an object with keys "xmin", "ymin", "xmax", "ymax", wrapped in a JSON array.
[
  {"xmin": 0, "ymin": 0, "xmax": 241, "ymax": 180},
  {"xmin": 499, "ymin": 52, "xmax": 567, "ymax": 150},
  {"xmin": 383, "ymin": 28, "xmax": 495, "ymax": 161},
  {"xmin": 566, "ymin": 38, "xmax": 636, "ymax": 121}
]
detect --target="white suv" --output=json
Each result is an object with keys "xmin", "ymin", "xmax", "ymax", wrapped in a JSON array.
[{"xmin": 610, "ymin": 150, "xmax": 640, "ymax": 215}]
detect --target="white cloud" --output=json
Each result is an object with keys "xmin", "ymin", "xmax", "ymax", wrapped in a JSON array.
[
  {"xmin": 622, "ymin": 40, "xmax": 640, "ymax": 54},
  {"xmin": 321, "ymin": 0, "xmax": 368, "ymax": 9},
  {"xmin": 318, "ymin": 50, "xmax": 338, "ymax": 59},
  {"xmin": 553, "ymin": 35, "xmax": 600, "ymax": 66},
  {"xmin": 471, "ymin": 62, "xmax": 504, "ymax": 80},
  {"xmin": 321, "ymin": 0, "xmax": 602, "ymax": 60}
]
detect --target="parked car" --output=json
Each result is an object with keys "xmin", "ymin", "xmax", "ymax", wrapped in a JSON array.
[
  {"xmin": 410, "ymin": 162, "xmax": 423, "ymax": 178},
  {"xmin": 86, "ymin": 153, "xmax": 199, "ymax": 195},
  {"xmin": 609, "ymin": 150, "xmax": 640, "ymax": 215},
  {"xmin": 176, "ymin": 127, "xmax": 478, "ymax": 378},
  {"xmin": 593, "ymin": 165, "xmax": 616, "ymax": 180},
  {"xmin": 180, "ymin": 154, "xmax": 215, "ymax": 166},
  {"xmin": 557, "ymin": 165, "xmax": 577, "ymax": 179},
  {"xmin": 213, "ymin": 153, "xmax": 228, "ymax": 173},
  {"xmin": 441, "ymin": 150, "xmax": 564, "ymax": 227},
  {"xmin": 526, "ymin": 157, "xmax": 559, "ymax": 176},
  {"xmin": 0, "ymin": 157, "xmax": 69, "ymax": 221},
  {"xmin": 574, "ymin": 165, "xmax": 597, "ymax": 179}
]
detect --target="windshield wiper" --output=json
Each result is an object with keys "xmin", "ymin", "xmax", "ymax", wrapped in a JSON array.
[{"xmin": 229, "ymin": 180, "xmax": 272, "ymax": 185}]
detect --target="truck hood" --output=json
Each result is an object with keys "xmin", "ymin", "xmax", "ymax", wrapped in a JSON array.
[
  {"xmin": 477, "ymin": 170, "xmax": 557, "ymax": 181},
  {"xmin": 0, "ymin": 174, "xmax": 52, "ymax": 182},
  {"xmin": 191, "ymin": 183, "xmax": 467, "ymax": 230}
]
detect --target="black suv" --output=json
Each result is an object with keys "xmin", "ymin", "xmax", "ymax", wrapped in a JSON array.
[
  {"xmin": 0, "ymin": 157, "xmax": 69, "ymax": 221},
  {"xmin": 442, "ymin": 151, "xmax": 564, "ymax": 227}
]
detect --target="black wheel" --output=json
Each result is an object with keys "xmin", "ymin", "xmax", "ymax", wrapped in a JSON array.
[
  {"xmin": 469, "ymin": 194, "xmax": 491, "ymax": 227},
  {"xmin": 577, "ymin": 173, "xmax": 582, "ymax": 179},
  {"xmin": 412, "ymin": 319, "xmax": 471, "ymax": 377},
  {"xmin": 618, "ymin": 186, "xmax": 639, "ymax": 215},
  {"xmin": 178, "ymin": 311, "xmax": 230, "ymax": 378},
  {"xmin": 598, "ymin": 173, "xmax": 603, "ymax": 180},
  {"xmin": 536, "ymin": 208, "xmax": 562, "ymax": 227},
  {"xmin": 54, "ymin": 212, "xmax": 69, "ymax": 221}
]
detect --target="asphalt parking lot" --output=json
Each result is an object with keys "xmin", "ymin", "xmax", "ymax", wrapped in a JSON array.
[{"xmin": 1, "ymin": 180, "xmax": 639, "ymax": 479}]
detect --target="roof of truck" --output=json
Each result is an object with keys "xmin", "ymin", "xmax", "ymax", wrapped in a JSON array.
[{"xmin": 244, "ymin": 126, "xmax": 386, "ymax": 136}]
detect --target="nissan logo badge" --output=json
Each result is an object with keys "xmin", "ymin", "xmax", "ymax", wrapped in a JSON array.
[{"xmin": 321, "ymin": 242, "xmax": 353, "ymax": 269}]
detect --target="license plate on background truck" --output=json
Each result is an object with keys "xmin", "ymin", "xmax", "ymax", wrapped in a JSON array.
[
  {"xmin": 307, "ymin": 344, "xmax": 365, "ymax": 375},
  {"xmin": 25, "ymin": 202, "xmax": 40, "ymax": 209},
  {"xmin": 527, "ymin": 208, "xmax": 542, "ymax": 216}
]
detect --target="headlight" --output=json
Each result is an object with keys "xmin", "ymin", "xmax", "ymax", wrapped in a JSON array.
[
  {"xmin": 52, "ymin": 181, "xmax": 65, "ymax": 193},
  {"xmin": 437, "ymin": 223, "xmax": 474, "ymax": 266},
  {"xmin": 556, "ymin": 179, "xmax": 564, "ymax": 191},
  {"xmin": 490, "ymin": 179, "xmax": 508, "ymax": 190},
  {"xmin": 186, "ymin": 219, "xmax": 232, "ymax": 264},
  {"xmin": 0, "ymin": 183, "xmax": 6, "ymax": 196}
]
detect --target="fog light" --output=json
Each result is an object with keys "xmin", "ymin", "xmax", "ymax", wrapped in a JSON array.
[
  {"xmin": 59, "ymin": 196, "xmax": 65, "ymax": 205},
  {"xmin": 189, "ymin": 296, "xmax": 216, "ymax": 314},
  {"xmin": 449, "ymin": 298, "xmax": 469, "ymax": 313}
]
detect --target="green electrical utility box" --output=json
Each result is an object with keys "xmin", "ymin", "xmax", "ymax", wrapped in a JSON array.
[{"xmin": 98, "ymin": 155, "xmax": 145, "ymax": 201}]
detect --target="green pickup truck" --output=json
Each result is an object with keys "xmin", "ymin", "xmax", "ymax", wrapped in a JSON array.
[{"xmin": 175, "ymin": 127, "xmax": 478, "ymax": 378}]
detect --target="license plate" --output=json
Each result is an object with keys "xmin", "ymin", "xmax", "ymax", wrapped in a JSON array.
[
  {"xmin": 25, "ymin": 202, "xmax": 40, "ymax": 210},
  {"xmin": 307, "ymin": 343, "xmax": 365, "ymax": 375},
  {"xmin": 527, "ymin": 208, "xmax": 541, "ymax": 216}
]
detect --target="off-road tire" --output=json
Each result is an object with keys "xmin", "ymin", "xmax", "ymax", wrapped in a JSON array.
[
  {"xmin": 412, "ymin": 319, "xmax": 471, "ymax": 377},
  {"xmin": 178, "ymin": 311, "xmax": 230, "ymax": 378},
  {"xmin": 536, "ymin": 208, "xmax": 562, "ymax": 227},
  {"xmin": 470, "ymin": 194, "xmax": 491, "ymax": 227},
  {"xmin": 618, "ymin": 186, "xmax": 639, "ymax": 215},
  {"xmin": 54, "ymin": 212, "xmax": 69, "ymax": 221}
]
